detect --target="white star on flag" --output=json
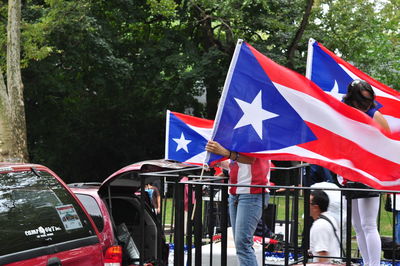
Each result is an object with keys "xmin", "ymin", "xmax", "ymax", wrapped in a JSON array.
[
  {"xmin": 326, "ymin": 80, "xmax": 344, "ymax": 101},
  {"xmin": 173, "ymin": 132, "xmax": 192, "ymax": 152},
  {"xmin": 234, "ymin": 90, "xmax": 279, "ymax": 139}
]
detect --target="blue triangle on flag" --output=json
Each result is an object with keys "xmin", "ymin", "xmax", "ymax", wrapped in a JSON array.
[
  {"xmin": 213, "ymin": 43, "xmax": 317, "ymax": 153},
  {"xmin": 311, "ymin": 42, "xmax": 353, "ymax": 94},
  {"xmin": 311, "ymin": 42, "xmax": 383, "ymax": 110},
  {"xmin": 168, "ymin": 113, "xmax": 208, "ymax": 162}
]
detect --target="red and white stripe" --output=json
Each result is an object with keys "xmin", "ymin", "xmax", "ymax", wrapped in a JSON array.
[{"xmin": 171, "ymin": 111, "xmax": 214, "ymax": 130}]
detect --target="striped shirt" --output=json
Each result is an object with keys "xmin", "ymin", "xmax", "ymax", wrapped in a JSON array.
[{"xmin": 229, "ymin": 158, "xmax": 271, "ymax": 194}]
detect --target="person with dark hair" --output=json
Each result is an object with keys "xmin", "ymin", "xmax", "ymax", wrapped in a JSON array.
[
  {"xmin": 309, "ymin": 190, "xmax": 341, "ymax": 262},
  {"xmin": 206, "ymin": 140, "xmax": 270, "ymax": 266},
  {"xmin": 342, "ymin": 79, "xmax": 390, "ymax": 266},
  {"xmin": 343, "ymin": 79, "xmax": 389, "ymax": 129},
  {"xmin": 311, "ymin": 190, "xmax": 329, "ymax": 213},
  {"xmin": 311, "ymin": 182, "xmax": 347, "ymax": 235}
]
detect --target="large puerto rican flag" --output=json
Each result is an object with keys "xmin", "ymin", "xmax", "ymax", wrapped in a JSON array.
[
  {"xmin": 165, "ymin": 110, "xmax": 213, "ymax": 164},
  {"xmin": 206, "ymin": 39, "xmax": 400, "ymax": 190},
  {"xmin": 306, "ymin": 38, "xmax": 400, "ymax": 136}
]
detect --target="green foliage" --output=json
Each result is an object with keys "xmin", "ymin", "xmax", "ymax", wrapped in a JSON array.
[
  {"xmin": 147, "ymin": 0, "xmax": 177, "ymax": 17},
  {"xmin": 22, "ymin": 0, "xmax": 203, "ymax": 180},
  {"xmin": 307, "ymin": 0, "xmax": 400, "ymax": 89}
]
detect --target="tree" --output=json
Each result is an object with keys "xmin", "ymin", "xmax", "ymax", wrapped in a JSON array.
[
  {"xmin": 22, "ymin": 0, "xmax": 205, "ymax": 180},
  {"xmin": 287, "ymin": 0, "xmax": 314, "ymax": 70},
  {"xmin": 0, "ymin": 0, "xmax": 28, "ymax": 162},
  {"xmin": 178, "ymin": 0, "xmax": 314, "ymax": 117}
]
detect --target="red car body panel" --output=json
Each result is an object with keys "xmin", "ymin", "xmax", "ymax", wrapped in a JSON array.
[
  {"xmin": 0, "ymin": 163, "xmax": 105, "ymax": 266},
  {"xmin": 70, "ymin": 186, "xmax": 116, "ymax": 252},
  {"xmin": 51, "ymin": 245, "xmax": 104, "ymax": 265},
  {"xmin": 6, "ymin": 245, "xmax": 104, "ymax": 266},
  {"xmin": 4, "ymin": 256, "xmax": 48, "ymax": 266}
]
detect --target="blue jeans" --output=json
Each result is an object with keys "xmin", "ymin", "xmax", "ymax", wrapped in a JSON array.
[
  {"xmin": 396, "ymin": 211, "xmax": 400, "ymax": 244},
  {"xmin": 229, "ymin": 193, "xmax": 270, "ymax": 266}
]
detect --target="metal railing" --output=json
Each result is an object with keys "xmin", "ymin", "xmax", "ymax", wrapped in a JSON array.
[{"xmin": 140, "ymin": 164, "xmax": 400, "ymax": 266}]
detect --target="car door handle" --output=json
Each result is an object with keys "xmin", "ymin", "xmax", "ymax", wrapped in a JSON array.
[{"xmin": 47, "ymin": 257, "xmax": 62, "ymax": 266}]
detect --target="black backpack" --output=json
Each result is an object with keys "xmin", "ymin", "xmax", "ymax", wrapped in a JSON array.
[{"xmin": 381, "ymin": 236, "xmax": 400, "ymax": 260}]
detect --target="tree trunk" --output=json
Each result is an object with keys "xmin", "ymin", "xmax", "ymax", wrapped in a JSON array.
[
  {"xmin": 0, "ymin": 72, "xmax": 15, "ymax": 160},
  {"xmin": 0, "ymin": 0, "xmax": 28, "ymax": 162},
  {"xmin": 287, "ymin": 0, "xmax": 314, "ymax": 70}
]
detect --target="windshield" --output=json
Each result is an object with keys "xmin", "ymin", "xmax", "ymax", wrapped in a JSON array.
[{"xmin": 0, "ymin": 170, "xmax": 96, "ymax": 256}]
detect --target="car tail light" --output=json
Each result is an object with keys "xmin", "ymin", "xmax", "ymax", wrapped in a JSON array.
[{"xmin": 104, "ymin": 245, "xmax": 122, "ymax": 266}]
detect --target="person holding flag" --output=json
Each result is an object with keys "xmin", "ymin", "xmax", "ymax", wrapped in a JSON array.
[
  {"xmin": 206, "ymin": 140, "xmax": 270, "ymax": 266},
  {"xmin": 342, "ymin": 79, "xmax": 390, "ymax": 266}
]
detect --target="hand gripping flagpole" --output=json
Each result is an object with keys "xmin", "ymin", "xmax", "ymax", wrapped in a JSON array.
[{"xmin": 201, "ymin": 39, "xmax": 244, "ymax": 179}]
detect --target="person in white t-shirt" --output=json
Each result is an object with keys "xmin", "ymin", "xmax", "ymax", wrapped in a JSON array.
[
  {"xmin": 311, "ymin": 182, "xmax": 346, "ymax": 240},
  {"xmin": 309, "ymin": 190, "xmax": 341, "ymax": 263}
]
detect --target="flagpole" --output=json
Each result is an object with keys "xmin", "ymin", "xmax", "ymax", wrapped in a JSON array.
[
  {"xmin": 203, "ymin": 39, "xmax": 244, "ymax": 167},
  {"xmin": 302, "ymin": 39, "xmax": 317, "ymax": 178},
  {"xmin": 305, "ymin": 38, "xmax": 315, "ymax": 79},
  {"xmin": 164, "ymin": 110, "xmax": 171, "ymax": 160}
]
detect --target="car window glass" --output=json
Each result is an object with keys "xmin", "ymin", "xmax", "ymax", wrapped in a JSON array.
[
  {"xmin": 0, "ymin": 170, "xmax": 96, "ymax": 256},
  {"xmin": 75, "ymin": 194, "xmax": 104, "ymax": 232}
]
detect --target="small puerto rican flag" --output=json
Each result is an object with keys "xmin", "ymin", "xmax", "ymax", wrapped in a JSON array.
[{"xmin": 165, "ymin": 110, "xmax": 213, "ymax": 164}]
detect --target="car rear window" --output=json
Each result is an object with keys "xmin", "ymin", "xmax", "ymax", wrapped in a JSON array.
[
  {"xmin": 0, "ymin": 170, "xmax": 96, "ymax": 256},
  {"xmin": 75, "ymin": 194, "xmax": 104, "ymax": 232}
]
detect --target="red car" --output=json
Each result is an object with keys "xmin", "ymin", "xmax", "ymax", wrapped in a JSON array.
[
  {"xmin": 69, "ymin": 160, "xmax": 194, "ymax": 265},
  {"xmin": 0, "ymin": 163, "xmax": 120, "ymax": 266},
  {"xmin": 69, "ymin": 159, "xmax": 193, "ymax": 266}
]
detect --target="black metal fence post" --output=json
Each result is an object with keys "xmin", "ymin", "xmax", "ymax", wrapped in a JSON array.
[
  {"xmin": 174, "ymin": 181, "xmax": 185, "ymax": 266},
  {"xmin": 392, "ymin": 193, "xmax": 396, "ymax": 265},
  {"xmin": 284, "ymin": 188, "xmax": 290, "ymax": 265},
  {"xmin": 169, "ymin": 178, "xmax": 176, "ymax": 244},
  {"xmin": 186, "ymin": 180, "xmax": 194, "ymax": 266},
  {"xmin": 140, "ymin": 175, "xmax": 146, "ymax": 266},
  {"xmin": 346, "ymin": 194, "xmax": 352, "ymax": 266},
  {"xmin": 293, "ymin": 187, "xmax": 299, "ymax": 262},
  {"xmin": 208, "ymin": 185, "xmax": 215, "ymax": 266},
  {"xmin": 194, "ymin": 184, "xmax": 203, "ymax": 265},
  {"xmin": 303, "ymin": 188, "xmax": 310, "ymax": 265},
  {"xmin": 156, "ymin": 176, "xmax": 164, "ymax": 263},
  {"xmin": 262, "ymin": 190, "xmax": 266, "ymax": 266},
  {"xmin": 221, "ymin": 181, "xmax": 228, "ymax": 266}
]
